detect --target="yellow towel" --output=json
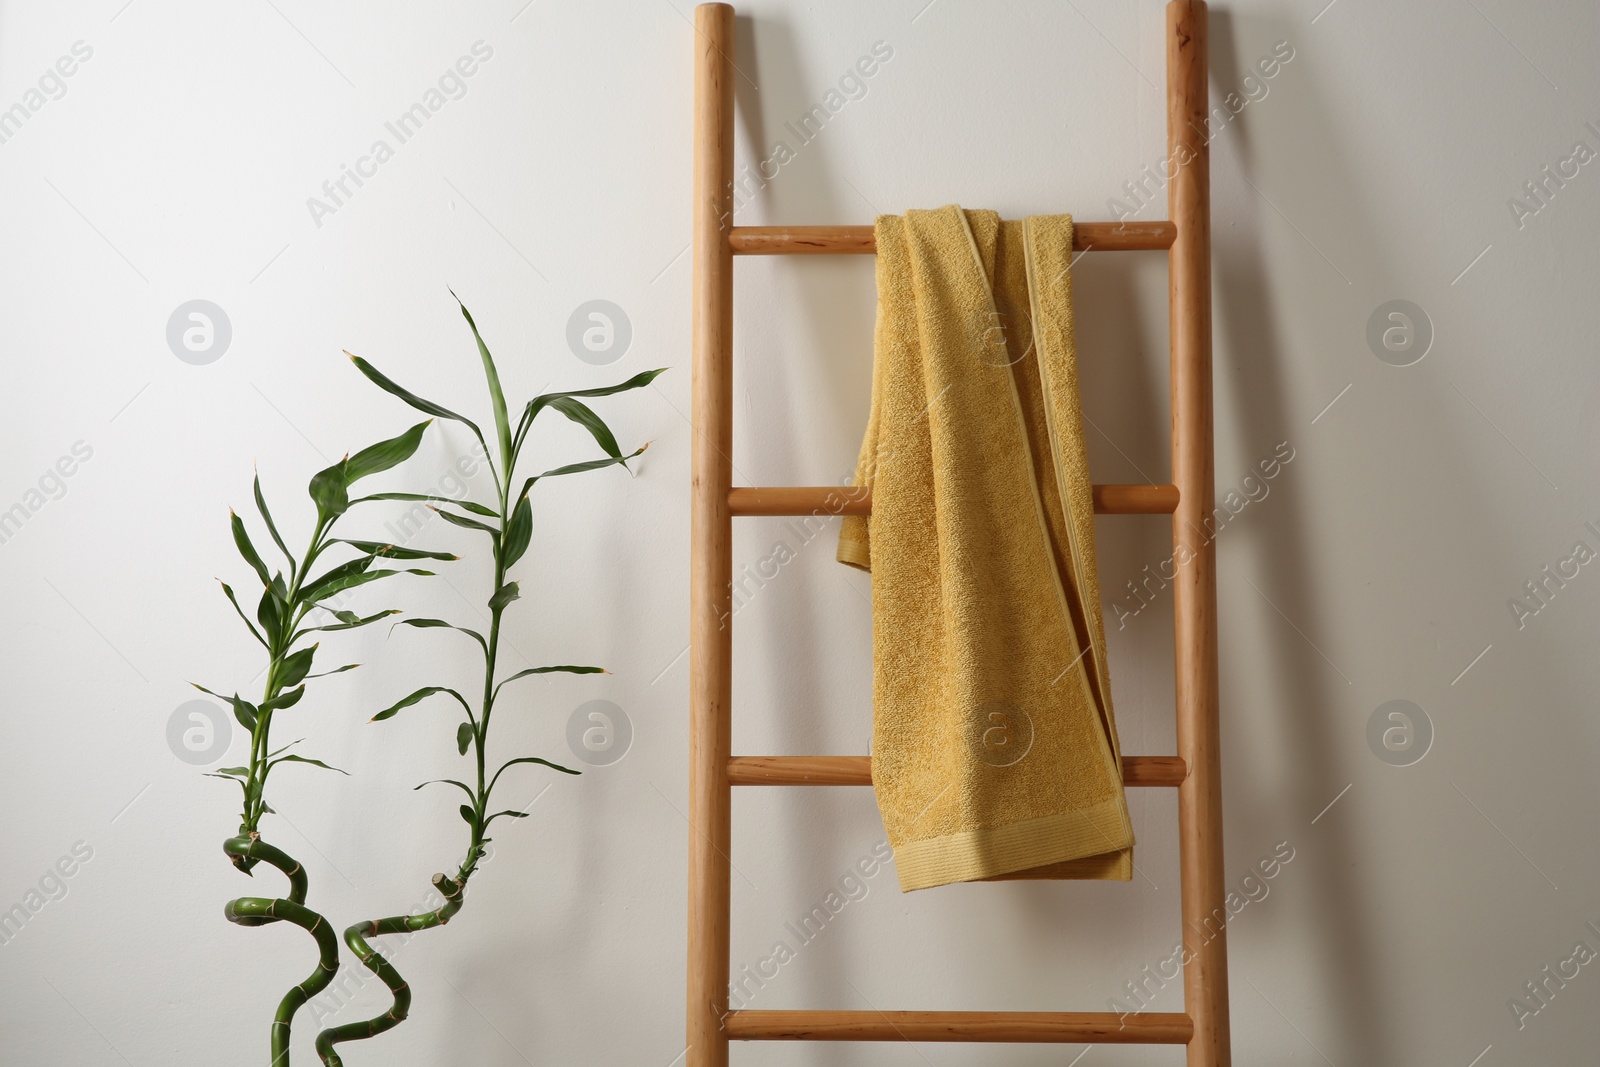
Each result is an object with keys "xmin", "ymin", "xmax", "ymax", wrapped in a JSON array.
[{"xmin": 838, "ymin": 205, "xmax": 1133, "ymax": 892}]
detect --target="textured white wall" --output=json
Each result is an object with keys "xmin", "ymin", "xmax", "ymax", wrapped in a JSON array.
[{"xmin": 1, "ymin": 0, "xmax": 1597, "ymax": 1064}]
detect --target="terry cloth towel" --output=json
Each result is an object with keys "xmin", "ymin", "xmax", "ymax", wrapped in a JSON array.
[{"xmin": 837, "ymin": 205, "xmax": 1134, "ymax": 892}]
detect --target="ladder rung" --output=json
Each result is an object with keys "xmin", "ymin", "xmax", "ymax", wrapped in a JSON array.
[
  {"xmin": 729, "ymin": 483, "xmax": 1178, "ymax": 517},
  {"xmin": 729, "ymin": 221, "xmax": 1177, "ymax": 255},
  {"xmin": 728, "ymin": 754, "xmax": 1185, "ymax": 787},
  {"xmin": 725, "ymin": 1009, "xmax": 1193, "ymax": 1043}
]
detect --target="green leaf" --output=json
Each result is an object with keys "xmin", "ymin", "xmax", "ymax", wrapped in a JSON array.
[
  {"xmin": 514, "ymin": 368, "xmax": 667, "ymax": 453},
  {"xmin": 453, "ymin": 295, "xmax": 512, "ymax": 472},
  {"xmin": 493, "ymin": 663, "xmax": 607, "ymax": 699},
  {"xmin": 269, "ymin": 754, "xmax": 349, "ymax": 774},
  {"xmin": 456, "ymin": 721, "xmax": 474, "ymax": 756},
  {"xmin": 432, "ymin": 507, "xmax": 499, "ymax": 535},
  {"xmin": 505, "ymin": 755, "xmax": 581, "ymax": 776},
  {"xmin": 195, "ymin": 685, "xmax": 261, "ymax": 734},
  {"xmin": 345, "ymin": 419, "xmax": 433, "ymax": 485},
  {"xmin": 502, "ymin": 495, "xmax": 532, "ymax": 569},
  {"xmin": 218, "ymin": 581, "xmax": 268, "ymax": 648},
  {"xmin": 335, "ymin": 539, "xmax": 459, "ymax": 562},
  {"xmin": 394, "ymin": 618, "xmax": 487, "ymax": 655},
  {"xmin": 210, "ymin": 766, "xmax": 250, "ymax": 779},
  {"xmin": 308, "ymin": 459, "xmax": 350, "ymax": 520},
  {"xmin": 489, "ymin": 582, "xmax": 520, "ymax": 613},
  {"xmin": 306, "ymin": 662, "xmax": 360, "ymax": 679},
  {"xmin": 488, "ymin": 809, "xmax": 530, "ymax": 823},
  {"xmin": 548, "ymin": 396, "xmax": 622, "ymax": 458},
  {"xmin": 415, "ymin": 778, "xmax": 475, "ymax": 801},
  {"xmin": 255, "ymin": 588, "xmax": 281, "ymax": 642},
  {"xmin": 305, "ymin": 567, "xmax": 433, "ymax": 606},
  {"xmin": 346, "ymin": 352, "xmax": 487, "ymax": 453},
  {"xmin": 370, "ymin": 686, "xmax": 472, "ymax": 722},
  {"xmin": 261, "ymin": 686, "xmax": 305, "ymax": 713},
  {"xmin": 230, "ymin": 510, "xmax": 274, "ymax": 589},
  {"xmin": 297, "ymin": 608, "xmax": 399, "ymax": 636},
  {"xmin": 232, "ymin": 702, "xmax": 257, "ymax": 732},
  {"xmin": 535, "ymin": 449, "xmax": 645, "ymax": 483},
  {"xmin": 488, "ymin": 755, "xmax": 581, "ymax": 794},
  {"xmin": 299, "ymin": 555, "xmax": 376, "ymax": 603},
  {"xmin": 459, "ymin": 803, "xmax": 477, "ymax": 826},
  {"xmin": 253, "ymin": 473, "xmax": 294, "ymax": 572},
  {"xmin": 278, "ymin": 645, "xmax": 317, "ymax": 688},
  {"xmin": 347, "ymin": 492, "xmax": 498, "ymax": 517},
  {"xmin": 206, "ymin": 773, "xmax": 252, "ymax": 803}
]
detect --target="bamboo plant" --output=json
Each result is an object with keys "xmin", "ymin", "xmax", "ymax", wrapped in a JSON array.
[
  {"xmin": 312, "ymin": 298, "xmax": 662, "ymax": 1064},
  {"xmin": 197, "ymin": 422, "xmax": 449, "ymax": 1067}
]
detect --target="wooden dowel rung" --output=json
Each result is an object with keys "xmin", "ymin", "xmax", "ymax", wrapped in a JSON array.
[
  {"xmin": 729, "ymin": 221, "xmax": 1176, "ymax": 255},
  {"xmin": 725, "ymin": 1009, "xmax": 1193, "ymax": 1043},
  {"xmin": 728, "ymin": 483, "xmax": 1177, "ymax": 517},
  {"xmin": 728, "ymin": 754, "xmax": 1186, "ymax": 787}
]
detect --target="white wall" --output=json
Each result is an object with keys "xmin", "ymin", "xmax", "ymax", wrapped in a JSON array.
[{"xmin": 2, "ymin": 0, "xmax": 1597, "ymax": 1063}]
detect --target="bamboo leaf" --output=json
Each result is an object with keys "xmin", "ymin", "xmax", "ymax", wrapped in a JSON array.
[
  {"xmin": 253, "ymin": 472, "xmax": 294, "ymax": 572},
  {"xmin": 547, "ymin": 396, "xmax": 623, "ymax": 458},
  {"xmin": 515, "ymin": 368, "xmax": 667, "ymax": 452},
  {"xmin": 335, "ymin": 539, "xmax": 459, "ymax": 562},
  {"xmin": 261, "ymin": 686, "xmax": 304, "ymax": 713},
  {"xmin": 415, "ymin": 778, "xmax": 475, "ymax": 801},
  {"xmin": 534, "ymin": 449, "xmax": 645, "ymax": 483},
  {"xmin": 299, "ymin": 555, "xmax": 376, "ymax": 603},
  {"xmin": 211, "ymin": 766, "xmax": 250, "ymax": 778},
  {"xmin": 459, "ymin": 803, "xmax": 477, "ymax": 826},
  {"xmin": 487, "ymin": 809, "xmax": 530, "ymax": 823},
  {"xmin": 347, "ymin": 492, "xmax": 497, "ymax": 517},
  {"xmin": 456, "ymin": 721, "xmax": 474, "ymax": 756},
  {"xmin": 453, "ymin": 296, "xmax": 512, "ymax": 471},
  {"xmin": 306, "ymin": 567, "xmax": 433, "ymax": 605},
  {"xmin": 345, "ymin": 419, "xmax": 432, "ymax": 484},
  {"xmin": 394, "ymin": 618, "xmax": 487, "ymax": 655},
  {"xmin": 308, "ymin": 459, "xmax": 350, "ymax": 520},
  {"xmin": 502, "ymin": 495, "xmax": 532, "ymax": 569},
  {"xmin": 195, "ymin": 685, "xmax": 260, "ymax": 733},
  {"xmin": 278, "ymin": 645, "xmax": 317, "ymax": 688},
  {"xmin": 488, "ymin": 582, "xmax": 520, "ymax": 614},
  {"xmin": 206, "ymin": 774, "xmax": 251, "ymax": 803},
  {"xmin": 492, "ymin": 664, "xmax": 605, "ymax": 700},
  {"xmin": 269, "ymin": 754, "xmax": 349, "ymax": 774},
  {"xmin": 298, "ymin": 608, "xmax": 399, "ymax": 636},
  {"xmin": 255, "ymin": 587, "xmax": 281, "ymax": 642},
  {"xmin": 346, "ymin": 352, "xmax": 487, "ymax": 451},
  {"xmin": 432, "ymin": 507, "xmax": 499, "ymax": 536},
  {"xmin": 305, "ymin": 663, "xmax": 360, "ymax": 679},
  {"xmin": 218, "ymin": 581, "xmax": 268, "ymax": 648},
  {"xmin": 489, "ymin": 754, "xmax": 580, "ymax": 794},
  {"xmin": 370, "ymin": 685, "xmax": 471, "ymax": 722},
  {"xmin": 229, "ymin": 510, "xmax": 274, "ymax": 588}
]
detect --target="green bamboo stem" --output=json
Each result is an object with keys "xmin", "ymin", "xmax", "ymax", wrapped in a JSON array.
[
  {"xmin": 313, "ymin": 860, "xmax": 473, "ymax": 1066},
  {"xmin": 224, "ymin": 834, "xmax": 341, "ymax": 1067}
]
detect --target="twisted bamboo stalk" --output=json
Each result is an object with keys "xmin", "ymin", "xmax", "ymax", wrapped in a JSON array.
[
  {"xmin": 313, "ymin": 850, "xmax": 476, "ymax": 1066},
  {"xmin": 224, "ymin": 834, "xmax": 341, "ymax": 1067}
]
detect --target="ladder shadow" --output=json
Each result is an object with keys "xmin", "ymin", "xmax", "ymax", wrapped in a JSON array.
[{"xmin": 728, "ymin": 15, "xmax": 887, "ymax": 1067}]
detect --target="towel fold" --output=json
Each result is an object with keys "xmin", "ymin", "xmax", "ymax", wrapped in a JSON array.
[{"xmin": 839, "ymin": 205, "xmax": 1133, "ymax": 892}]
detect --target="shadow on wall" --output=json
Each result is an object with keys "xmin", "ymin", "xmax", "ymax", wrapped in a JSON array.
[
  {"xmin": 729, "ymin": 15, "xmax": 885, "ymax": 1067},
  {"xmin": 1206, "ymin": 5, "xmax": 1589, "ymax": 1060},
  {"xmin": 1207, "ymin": 9, "xmax": 1395, "ymax": 1062}
]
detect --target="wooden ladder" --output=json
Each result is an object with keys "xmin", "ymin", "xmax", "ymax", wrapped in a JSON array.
[{"xmin": 686, "ymin": 2, "xmax": 1230, "ymax": 1063}]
